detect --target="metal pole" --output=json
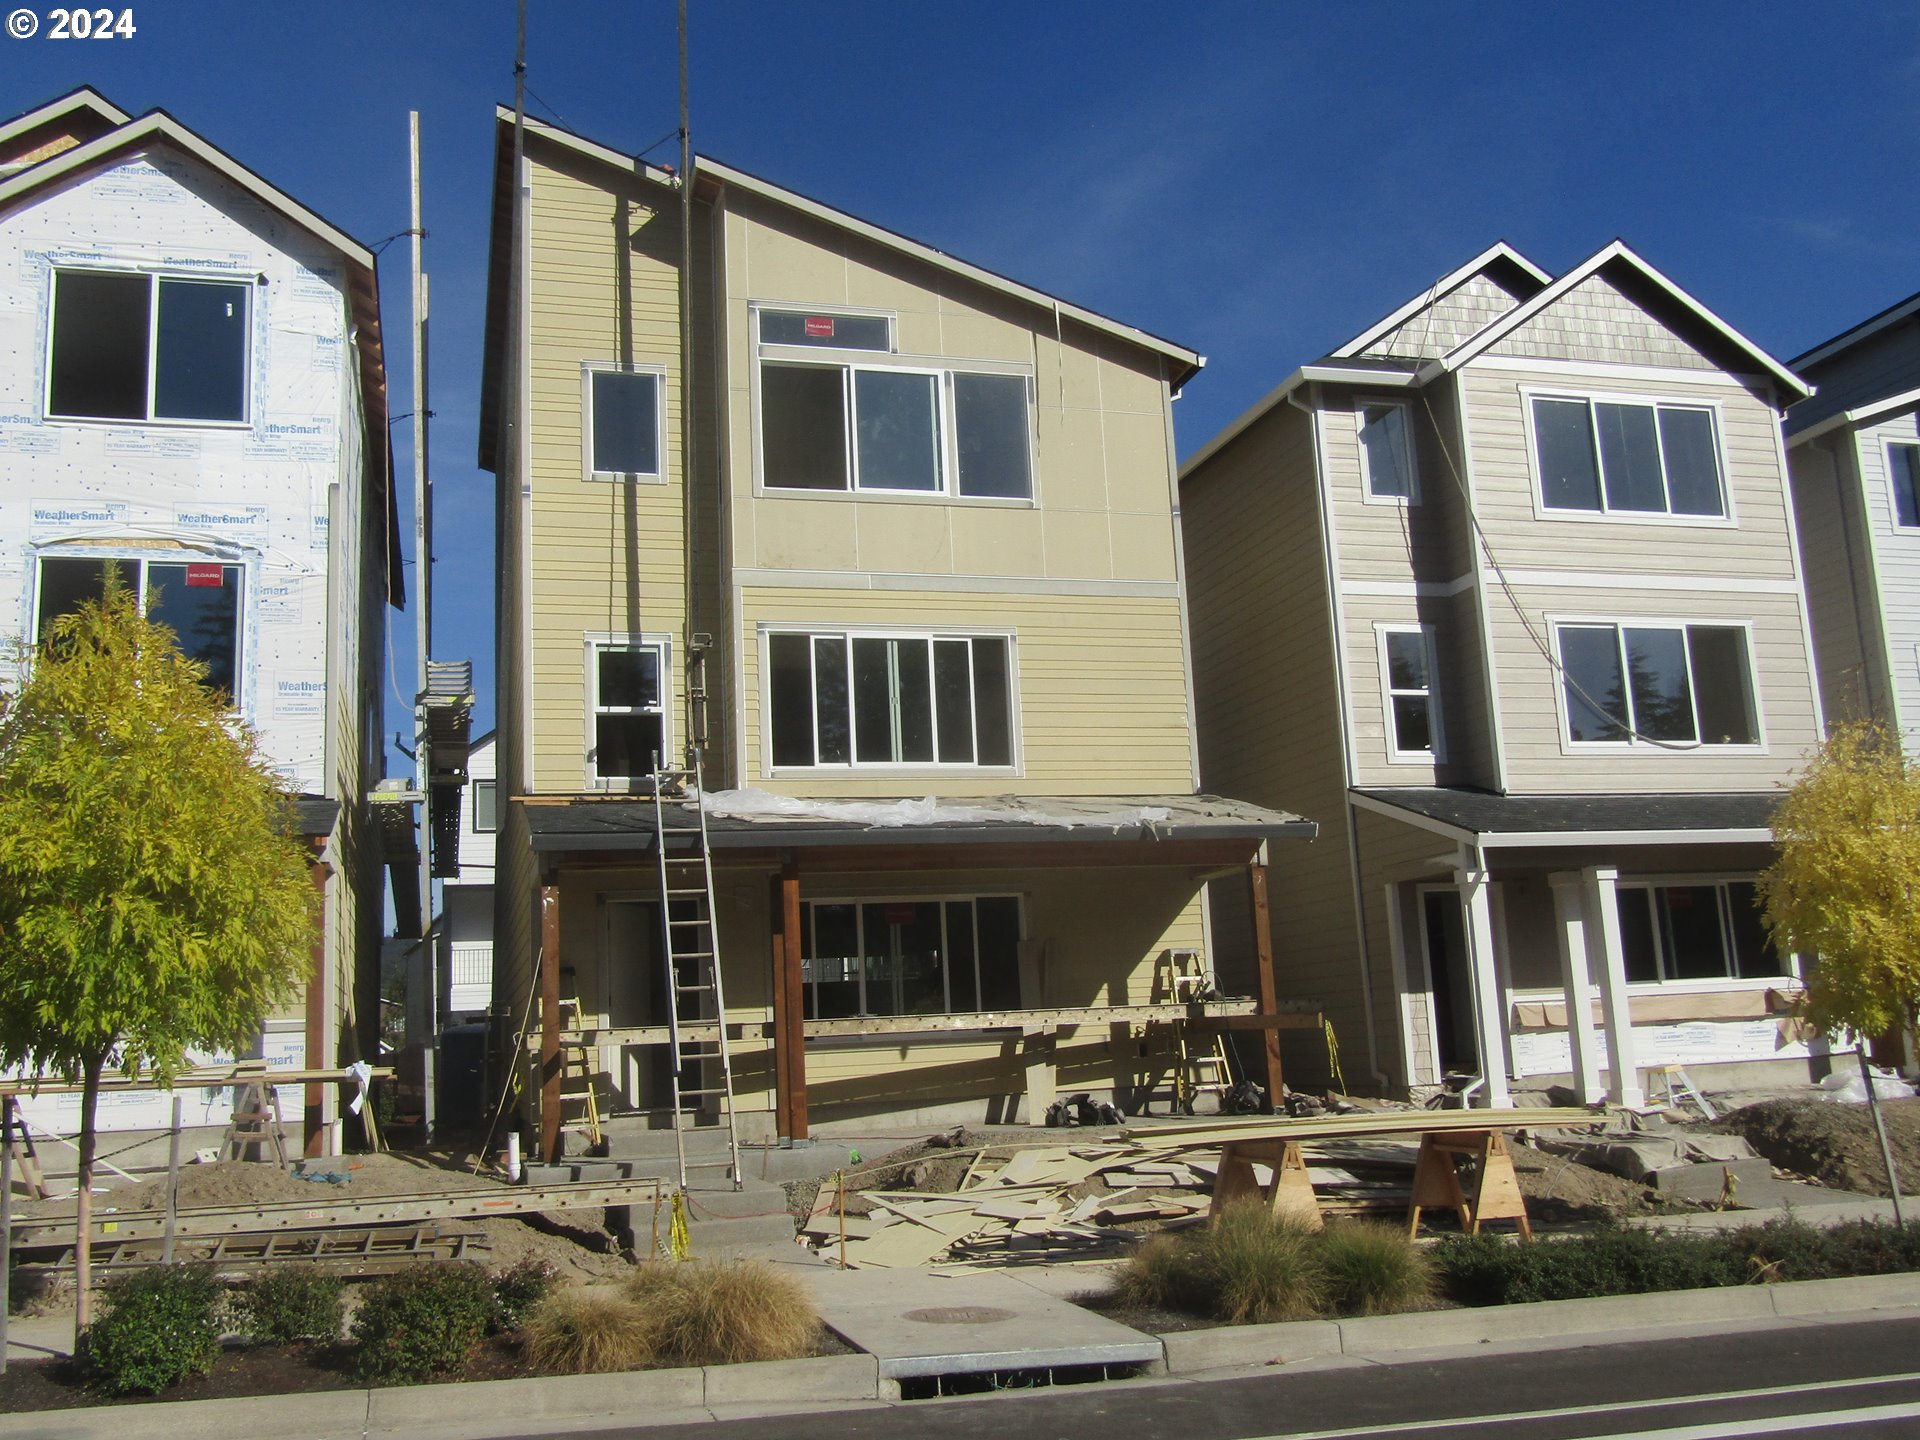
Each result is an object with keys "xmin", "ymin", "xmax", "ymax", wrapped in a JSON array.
[
  {"xmin": 1859, "ymin": 1043, "xmax": 1906, "ymax": 1228},
  {"xmin": 161, "ymin": 1096, "xmax": 182, "ymax": 1264},
  {"xmin": 410, "ymin": 109, "xmax": 437, "ymax": 1141},
  {"xmin": 2, "ymin": 1096, "xmax": 13, "ymax": 1375}
]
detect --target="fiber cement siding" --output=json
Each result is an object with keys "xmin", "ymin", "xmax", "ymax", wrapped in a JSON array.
[
  {"xmin": 1787, "ymin": 438, "xmax": 1883, "ymax": 727},
  {"xmin": 1487, "ymin": 271, "xmax": 1716, "ymax": 371},
  {"xmin": 1362, "ymin": 272, "xmax": 1524, "ymax": 361},
  {"xmin": 1793, "ymin": 319, "xmax": 1920, "ymax": 431},
  {"xmin": 1853, "ymin": 412, "xmax": 1920, "ymax": 747}
]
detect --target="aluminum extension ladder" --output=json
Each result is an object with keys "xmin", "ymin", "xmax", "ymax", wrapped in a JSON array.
[{"xmin": 650, "ymin": 749, "xmax": 743, "ymax": 1191}]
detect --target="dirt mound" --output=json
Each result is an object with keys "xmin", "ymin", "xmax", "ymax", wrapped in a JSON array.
[
  {"xmin": 18, "ymin": 1152, "xmax": 504, "ymax": 1221},
  {"xmin": 1713, "ymin": 1097, "xmax": 1920, "ymax": 1197},
  {"xmin": 1508, "ymin": 1140, "xmax": 1658, "ymax": 1223}
]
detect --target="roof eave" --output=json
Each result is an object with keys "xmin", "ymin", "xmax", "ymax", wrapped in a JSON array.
[
  {"xmin": 1181, "ymin": 364, "xmax": 1419, "ymax": 479},
  {"xmin": 1787, "ymin": 384, "xmax": 1920, "ymax": 446}
]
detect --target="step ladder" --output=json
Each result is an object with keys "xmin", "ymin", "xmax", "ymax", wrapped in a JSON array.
[
  {"xmin": 221, "ymin": 1081, "xmax": 290, "ymax": 1166},
  {"xmin": 1648, "ymin": 1064, "xmax": 1716, "ymax": 1120},
  {"xmin": 556, "ymin": 998, "xmax": 604, "ymax": 1150},
  {"xmin": 651, "ymin": 749, "xmax": 742, "ymax": 1191}
]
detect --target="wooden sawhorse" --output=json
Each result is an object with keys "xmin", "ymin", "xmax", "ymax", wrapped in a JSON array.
[
  {"xmin": 1407, "ymin": 1128, "xmax": 1532, "ymax": 1241},
  {"xmin": 1208, "ymin": 1137, "xmax": 1324, "ymax": 1232}
]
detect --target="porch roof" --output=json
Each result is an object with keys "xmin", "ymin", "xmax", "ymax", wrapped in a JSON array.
[
  {"xmin": 1350, "ymin": 786, "xmax": 1779, "ymax": 846},
  {"xmin": 522, "ymin": 791, "xmax": 1313, "ymax": 856}
]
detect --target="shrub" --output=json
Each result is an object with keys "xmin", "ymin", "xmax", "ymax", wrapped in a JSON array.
[
  {"xmin": 350, "ymin": 1262, "xmax": 495, "ymax": 1383},
  {"xmin": 236, "ymin": 1268, "xmax": 344, "ymax": 1344},
  {"xmin": 522, "ymin": 1286, "xmax": 656, "ymax": 1373},
  {"xmin": 1319, "ymin": 1222, "xmax": 1436, "ymax": 1317},
  {"xmin": 1436, "ymin": 1222, "xmax": 1749, "ymax": 1307},
  {"xmin": 627, "ymin": 1260, "xmax": 820, "ymax": 1365},
  {"xmin": 492, "ymin": 1258, "xmax": 560, "ymax": 1334},
  {"xmin": 1191, "ymin": 1202, "xmax": 1328, "ymax": 1323},
  {"xmin": 1113, "ymin": 1233, "xmax": 1190, "ymax": 1312},
  {"xmin": 86, "ymin": 1265, "xmax": 223, "ymax": 1395}
]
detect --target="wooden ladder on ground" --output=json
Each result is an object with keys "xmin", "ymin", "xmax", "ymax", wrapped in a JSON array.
[
  {"xmin": 556, "ymin": 998, "xmax": 604, "ymax": 1149},
  {"xmin": 1153, "ymin": 949, "xmax": 1234, "ymax": 1115},
  {"xmin": 651, "ymin": 748, "xmax": 742, "ymax": 1191}
]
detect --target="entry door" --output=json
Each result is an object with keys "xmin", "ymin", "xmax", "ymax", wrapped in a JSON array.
[
  {"xmin": 603, "ymin": 899, "xmax": 669, "ymax": 1112},
  {"xmin": 1419, "ymin": 889, "xmax": 1479, "ymax": 1074}
]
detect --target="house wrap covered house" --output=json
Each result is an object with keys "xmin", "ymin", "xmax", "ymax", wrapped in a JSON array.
[
  {"xmin": 1181, "ymin": 241, "xmax": 1824, "ymax": 1108},
  {"xmin": 478, "ymin": 111, "xmax": 1311, "ymax": 1162},
  {"xmin": 0, "ymin": 89, "xmax": 398, "ymax": 1152}
]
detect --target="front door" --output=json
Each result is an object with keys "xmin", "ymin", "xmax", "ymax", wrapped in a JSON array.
[
  {"xmin": 603, "ymin": 898, "xmax": 670, "ymax": 1113},
  {"xmin": 1419, "ymin": 889, "xmax": 1479, "ymax": 1075}
]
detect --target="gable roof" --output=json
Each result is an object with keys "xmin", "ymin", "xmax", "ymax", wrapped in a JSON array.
[
  {"xmin": 1331, "ymin": 241, "xmax": 1552, "ymax": 359},
  {"xmin": 1425, "ymin": 239, "xmax": 1811, "ymax": 401},
  {"xmin": 1787, "ymin": 383, "xmax": 1920, "ymax": 446},
  {"xmin": 0, "ymin": 87, "xmax": 131, "ymax": 167},
  {"xmin": 1792, "ymin": 286, "xmax": 1920, "ymax": 372}
]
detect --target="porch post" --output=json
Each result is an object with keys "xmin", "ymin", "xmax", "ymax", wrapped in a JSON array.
[
  {"xmin": 1548, "ymin": 872, "xmax": 1604, "ymax": 1104},
  {"xmin": 304, "ymin": 853, "xmax": 330, "ymax": 1157},
  {"xmin": 539, "ymin": 881, "xmax": 562, "ymax": 1162},
  {"xmin": 767, "ymin": 874, "xmax": 793, "ymax": 1142},
  {"xmin": 1582, "ymin": 865, "xmax": 1644, "ymax": 1107},
  {"xmin": 1452, "ymin": 867, "xmax": 1512, "ymax": 1108},
  {"xmin": 1247, "ymin": 857, "xmax": 1285, "ymax": 1108},
  {"xmin": 780, "ymin": 858, "xmax": 808, "ymax": 1141}
]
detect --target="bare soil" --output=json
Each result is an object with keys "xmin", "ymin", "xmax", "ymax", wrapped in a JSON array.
[
  {"xmin": 1712, "ymin": 1096, "xmax": 1920, "ymax": 1197},
  {"xmin": 1508, "ymin": 1140, "xmax": 1664, "ymax": 1224}
]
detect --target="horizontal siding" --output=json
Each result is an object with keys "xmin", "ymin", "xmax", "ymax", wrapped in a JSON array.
[
  {"xmin": 1787, "ymin": 440, "xmax": 1879, "ymax": 727},
  {"xmin": 1856, "ymin": 413, "xmax": 1920, "ymax": 745},
  {"xmin": 1792, "ymin": 321, "xmax": 1920, "ymax": 429},
  {"xmin": 1488, "ymin": 271, "xmax": 1714, "ymax": 371},
  {"xmin": 1322, "ymin": 394, "xmax": 1469, "ymax": 583},
  {"xmin": 1355, "ymin": 808, "xmax": 1460, "ymax": 1089}
]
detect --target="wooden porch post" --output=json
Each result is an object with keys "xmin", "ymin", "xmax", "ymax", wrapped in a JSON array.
[
  {"xmin": 768, "ymin": 874, "xmax": 793, "ymax": 1141},
  {"xmin": 539, "ymin": 881, "xmax": 562, "ymax": 1162},
  {"xmin": 304, "ymin": 853, "xmax": 330, "ymax": 1157},
  {"xmin": 780, "ymin": 858, "xmax": 808, "ymax": 1140},
  {"xmin": 1248, "ymin": 858, "xmax": 1286, "ymax": 1108}
]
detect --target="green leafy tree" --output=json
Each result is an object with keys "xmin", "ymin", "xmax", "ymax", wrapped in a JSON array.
[{"xmin": 0, "ymin": 583, "xmax": 317, "ymax": 1334}]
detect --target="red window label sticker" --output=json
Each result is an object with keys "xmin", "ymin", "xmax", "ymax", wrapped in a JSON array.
[
  {"xmin": 803, "ymin": 316, "xmax": 835, "ymax": 339},
  {"xmin": 185, "ymin": 563, "xmax": 225, "ymax": 588},
  {"xmin": 884, "ymin": 903, "xmax": 918, "ymax": 926}
]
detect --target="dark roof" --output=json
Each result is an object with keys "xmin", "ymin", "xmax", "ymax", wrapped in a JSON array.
[
  {"xmin": 524, "ymin": 792, "xmax": 1314, "ymax": 855},
  {"xmin": 291, "ymin": 794, "xmax": 340, "ymax": 837},
  {"xmin": 1353, "ymin": 787, "xmax": 1780, "ymax": 839},
  {"xmin": 1304, "ymin": 353, "xmax": 1423, "ymax": 374}
]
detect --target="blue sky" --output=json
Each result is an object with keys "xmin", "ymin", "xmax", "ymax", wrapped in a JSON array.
[{"xmin": 13, "ymin": 0, "xmax": 1920, "ymax": 761}]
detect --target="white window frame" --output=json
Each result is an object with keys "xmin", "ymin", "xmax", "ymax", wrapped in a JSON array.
[
  {"xmin": 43, "ymin": 266, "xmax": 254, "ymax": 429},
  {"xmin": 1547, "ymin": 615, "xmax": 1766, "ymax": 755},
  {"xmin": 1356, "ymin": 397, "xmax": 1419, "ymax": 505},
  {"xmin": 749, "ymin": 302, "xmax": 1037, "ymax": 505},
  {"xmin": 584, "ymin": 632, "xmax": 673, "ymax": 790},
  {"xmin": 1885, "ymin": 439, "xmax": 1920, "ymax": 532},
  {"xmin": 470, "ymin": 779, "xmax": 498, "ymax": 834},
  {"xmin": 1375, "ymin": 622, "xmax": 1443, "ymax": 762},
  {"xmin": 1521, "ymin": 387, "xmax": 1734, "ymax": 526},
  {"xmin": 759, "ymin": 623, "xmax": 1021, "ymax": 777},
  {"xmin": 581, "ymin": 361, "xmax": 667, "ymax": 483},
  {"xmin": 1608, "ymin": 874, "xmax": 1802, "ymax": 990},
  {"xmin": 800, "ymin": 892, "xmax": 1025, "ymax": 1020}
]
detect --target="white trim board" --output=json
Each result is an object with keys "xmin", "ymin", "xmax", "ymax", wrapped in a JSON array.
[
  {"xmin": 1332, "ymin": 242, "xmax": 1552, "ymax": 360},
  {"xmin": 1495, "ymin": 570, "xmax": 1802, "ymax": 595},
  {"xmin": 1341, "ymin": 576, "xmax": 1475, "ymax": 599},
  {"xmin": 1788, "ymin": 385, "xmax": 1920, "ymax": 447},
  {"xmin": 730, "ymin": 568, "xmax": 1181, "ymax": 598},
  {"xmin": 1466, "ymin": 353, "xmax": 1768, "ymax": 390}
]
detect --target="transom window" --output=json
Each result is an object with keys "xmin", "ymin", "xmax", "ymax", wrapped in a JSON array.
[
  {"xmin": 1358, "ymin": 401, "xmax": 1417, "ymax": 501},
  {"xmin": 584, "ymin": 365, "xmax": 663, "ymax": 479},
  {"xmin": 802, "ymin": 894, "xmax": 1022, "ymax": 1018},
  {"xmin": 36, "ymin": 554, "xmax": 244, "ymax": 699},
  {"xmin": 1531, "ymin": 395, "xmax": 1726, "ymax": 518},
  {"xmin": 755, "ymin": 307, "xmax": 1033, "ymax": 500},
  {"xmin": 767, "ymin": 629, "xmax": 1014, "ymax": 770},
  {"xmin": 587, "ymin": 639, "xmax": 670, "ymax": 786},
  {"xmin": 1888, "ymin": 442, "xmax": 1920, "ymax": 530},
  {"xmin": 1378, "ymin": 624, "xmax": 1440, "ymax": 759},
  {"xmin": 1616, "ymin": 880, "xmax": 1789, "ymax": 983},
  {"xmin": 1555, "ymin": 621, "xmax": 1759, "ymax": 748},
  {"xmin": 48, "ymin": 269, "xmax": 250, "ymax": 424}
]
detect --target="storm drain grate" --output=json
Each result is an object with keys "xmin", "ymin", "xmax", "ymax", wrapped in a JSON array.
[{"xmin": 897, "ymin": 1360, "xmax": 1149, "ymax": 1400}]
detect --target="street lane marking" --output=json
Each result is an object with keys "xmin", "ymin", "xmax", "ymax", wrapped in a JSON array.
[{"xmin": 1569, "ymin": 1400, "xmax": 1920, "ymax": 1439}]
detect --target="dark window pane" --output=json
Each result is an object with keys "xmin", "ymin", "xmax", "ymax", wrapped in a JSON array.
[
  {"xmin": 590, "ymin": 370, "xmax": 659, "ymax": 475},
  {"xmin": 1688, "ymin": 626, "xmax": 1759, "ymax": 745},
  {"xmin": 761, "ymin": 363, "xmax": 847, "ymax": 489},
  {"xmin": 759, "ymin": 310, "xmax": 890, "ymax": 350},
  {"xmin": 1391, "ymin": 696, "xmax": 1432, "ymax": 754},
  {"xmin": 895, "ymin": 638, "xmax": 934, "ymax": 762},
  {"xmin": 1659, "ymin": 407, "xmax": 1724, "ymax": 516},
  {"xmin": 1658, "ymin": 886, "xmax": 1729, "ymax": 980},
  {"xmin": 594, "ymin": 713, "xmax": 661, "ymax": 780},
  {"xmin": 854, "ymin": 369, "xmax": 940, "ymax": 492},
  {"xmin": 1725, "ymin": 882, "xmax": 1786, "ymax": 978},
  {"xmin": 1534, "ymin": 398, "xmax": 1601, "ymax": 511},
  {"xmin": 49, "ymin": 271, "xmax": 150, "ymax": 419},
  {"xmin": 863, "ymin": 900, "xmax": 945, "ymax": 1016},
  {"xmin": 1361, "ymin": 403, "xmax": 1414, "ymax": 499},
  {"xmin": 813, "ymin": 636, "xmax": 850, "ymax": 764},
  {"xmin": 769, "ymin": 634, "xmax": 815, "ymax": 767},
  {"xmin": 146, "ymin": 562, "xmax": 241, "ymax": 698},
  {"xmin": 1560, "ymin": 625, "xmax": 1628, "ymax": 742},
  {"xmin": 1385, "ymin": 630, "xmax": 1428, "ymax": 690},
  {"xmin": 1623, "ymin": 627, "xmax": 1696, "ymax": 743},
  {"xmin": 971, "ymin": 638, "xmax": 1013, "ymax": 766},
  {"xmin": 976, "ymin": 896, "xmax": 1022, "ymax": 1009},
  {"xmin": 852, "ymin": 637, "xmax": 894, "ymax": 762},
  {"xmin": 1596, "ymin": 402, "xmax": 1665, "ymax": 511},
  {"xmin": 1892, "ymin": 444, "xmax": 1920, "ymax": 530},
  {"xmin": 934, "ymin": 639, "xmax": 975, "ymax": 763},
  {"xmin": 598, "ymin": 648, "xmax": 660, "ymax": 709},
  {"xmin": 1617, "ymin": 888, "xmax": 1659, "ymax": 983},
  {"xmin": 472, "ymin": 780, "xmax": 498, "ymax": 833},
  {"xmin": 954, "ymin": 373, "xmax": 1033, "ymax": 499},
  {"xmin": 945, "ymin": 901, "xmax": 979, "ymax": 1012},
  {"xmin": 154, "ymin": 279, "xmax": 247, "ymax": 422},
  {"xmin": 806, "ymin": 903, "xmax": 862, "ymax": 1019},
  {"xmin": 36, "ymin": 556, "xmax": 129, "ymax": 640}
]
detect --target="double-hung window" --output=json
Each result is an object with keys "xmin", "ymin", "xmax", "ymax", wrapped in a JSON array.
[
  {"xmin": 755, "ymin": 307, "xmax": 1034, "ymax": 500},
  {"xmin": 587, "ymin": 639, "xmax": 670, "ymax": 786},
  {"xmin": 1377, "ymin": 624, "xmax": 1441, "ymax": 759},
  {"xmin": 1615, "ymin": 880, "xmax": 1789, "ymax": 983},
  {"xmin": 1555, "ymin": 621, "xmax": 1759, "ymax": 748},
  {"xmin": 36, "ymin": 554, "xmax": 244, "ymax": 699},
  {"xmin": 1530, "ymin": 395, "xmax": 1726, "ymax": 518},
  {"xmin": 47, "ymin": 269, "xmax": 250, "ymax": 424},
  {"xmin": 767, "ymin": 629, "xmax": 1015, "ymax": 770},
  {"xmin": 802, "ymin": 894, "xmax": 1023, "ymax": 1019},
  {"xmin": 1358, "ymin": 401, "xmax": 1417, "ymax": 502},
  {"xmin": 1887, "ymin": 442, "xmax": 1920, "ymax": 530},
  {"xmin": 583, "ymin": 363, "xmax": 664, "ymax": 480}
]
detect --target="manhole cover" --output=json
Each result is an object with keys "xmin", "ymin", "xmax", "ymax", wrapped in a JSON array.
[{"xmin": 902, "ymin": 1305, "xmax": 1016, "ymax": 1325}]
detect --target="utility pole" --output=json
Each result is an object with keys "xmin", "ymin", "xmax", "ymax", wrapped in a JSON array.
[{"xmin": 410, "ymin": 110, "xmax": 436, "ymax": 1138}]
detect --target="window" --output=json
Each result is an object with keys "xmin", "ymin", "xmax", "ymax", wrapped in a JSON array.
[
  {"xmin": 755, "ymin": 307, "xmax": 1033, "ymax": 500},
  {"xmin": 584, "ymin": 365, "xmax": 663, "ymax": 479},
  {"xmin": 767, "ymin": 629, "xmax": 1014, "ymax": 770},
  {"xmin": 1358, "ymin": 401, "xmax": 1417, "ymax": 501},
  {"xmin": 471, "ymin": 780, "xmax": 498, "ymax": 833},
  {"xmin": 1889, "ymin": 442, "xmax": 1920, "ymax": 530},
  {"xmin": 48, "ymin": 270, "xmax": 250, "ymax": 423},
  {"xmin": 1378, "ymin": 625, "xmax": 1440, "ymax": 759},
  {"xmin": 587, "ymin": 639, "xmax": 670, "ymax": 785},
  {"xmin": 1555, "ymin": 621, "xmax": 1759, "ymax": 747},
  {"xmin": 1530, "ymin": 396, "xmax": 1725, "ymax": 518},
  {"xmin": 36, "ymin": 554, "xmax": 243, "ymax": 698},
  {"xmin": 802, "ymin": 894, "xmax": 1022, "ymax": 1018},
  {"xmin": 1616, "ymin": 880, "xmax": 1789, "ymax": 983}
]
